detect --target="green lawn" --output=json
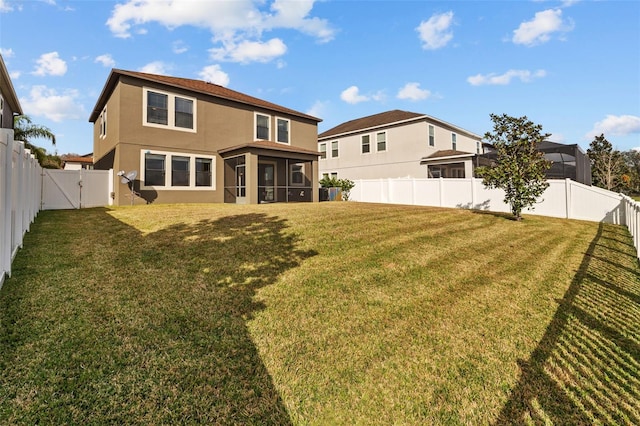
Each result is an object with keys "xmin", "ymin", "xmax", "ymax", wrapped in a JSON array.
[{"xmin": 1, "ymin": 203, "xmax": 639, "ymax": 424}]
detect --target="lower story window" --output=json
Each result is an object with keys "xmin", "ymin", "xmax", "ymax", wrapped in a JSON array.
[
  {"xmin": 172, "ymin": 155, "xmax": 190, "ymax": 186},
  {"xmin": 290, "ymin": 163, "xmax": 304, "ymax": 186},
  {"xmin": 142, "ymin": 150, "xmax": 215, "ymax": 189},
  {"xmin": 145, "ymin": 153, "xmax": 166, "ymax": 186},
  {"xmin": 196, "ymin": 158, "xmax": 212, "ymax": 186}
]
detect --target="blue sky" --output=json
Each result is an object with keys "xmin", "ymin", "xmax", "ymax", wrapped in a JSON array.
[{"xmin": 1, "ymin": 0, "xmax": 639, "ymax": 156}]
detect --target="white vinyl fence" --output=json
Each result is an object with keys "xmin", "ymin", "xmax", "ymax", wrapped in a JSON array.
[
  {"xmin": 42, "ymin": 168, "xmax": 113, "ymax": 210},
  {"xmin": 351, "ymin": 177, "xmax": 640, "ymax": 260},
  {"xmin": 1, "ymin": 129, "xmax": 42, "ymax": 287}
]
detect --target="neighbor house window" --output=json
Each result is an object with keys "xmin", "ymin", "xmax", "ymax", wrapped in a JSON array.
[
  {"xmin": 175, "ymin": 97, "xmax": 194, "ymax": 129},
  {"xmin": 143, "ymin": 88, "xmax": 196, "ymax": 132},
  {"xmin": 452, "ymin": 133, "xmax": 457, "ymax": 150},
  {"xmin": 289, "ymin": 163, "xmax": 304, "ymax": 186},
  {"xmin": 256, "ymin": 113, "xmax": 270, "ymax": 140},
  {"xmin": 428, "ymin": 125, "xmax": 435, "ymax": 147},
  {"xmin": 361, "ymin": 135, "xmax": 370, "ymax": 154},
  {"xmin": 145, "ymin": 153, "xmax": 166, "ymax": 186},
  {"xmin": 320, "ymin": 143, "xmax": 327, "ymax": 160},
  {"xmin": 476, "ymin": 141, "xmax": 481, "ymax": 154},
  {"xmin": 331, "ymin": 140, "xmax": 339, "ymax": 157},
  {"xmin": 141, "ymin": 150, "xmax": 215, "ymax": 189},
  {"xmin": 171, "ymin": 155, "xmax": 190, "ymax": 186},
  {"xmin": 377, "ymin": 132, "xmax": 387, "ymax": 152},
  {"xmin": 319, "ymin": 143, "xmax": 327, "ymax": 159},
  {"xmin": 276, "ymin": 117, "xmax": 290, "ymax": 144},
  {"xmin": 195, "ymin": 158, "xmax": 212, "ymax": 187},
  {"xmin": 330, "ymin": 172, "xmax": 338, "ymax": 179},
  {"xmin": 99, "ymin": 107, "xmax": 107, "ymax": 138}
]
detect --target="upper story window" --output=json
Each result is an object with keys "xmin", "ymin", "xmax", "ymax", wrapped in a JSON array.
[
  {"xmin": 276, "ymin": 117, "xmax": 290, "ymax": 144},
  {"xmin": 428, "ymin": 125, "xmax": 435, "ymax": 147},
  {"xmin": 319, "ymin": 143, "xmax": 327, "ymax": 159},
  {"xmin": 99, "ymin": 107, "xmax": 107, "ymax": 138},
  {"xmin": 0, "ymin": 96, "xmax": 4, "ymax": 128},
  {"xmin": 256, "ymin": 113, "xmax": 270, "ymax": 140},
  {"xmin": 361, "ymin": 135, "xmax": 370, "ymax": 154},
  {"xmin": 476, "ymin": 141, "xmax": 481, "ymax": 154},
  {"xmin": 376, "ymin": 132, "xmax": 387, "ymax": 152},
  {"xmin": 452, "ymin": 133, "xmax": 457, "ymax": 150},
  {"xmin": 143, "ymin": 88, "xmax": 196, "ymax": 132},
  {"xmin": 142, "ymin": 149, "xmax": 215, "ymax": 190},
  {"xmin": 331, "ymin": 140, "xmax": 339, "ymax": 158}
]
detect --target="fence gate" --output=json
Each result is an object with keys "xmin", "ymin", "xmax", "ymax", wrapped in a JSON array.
[{"xmin": 41, "ymin": 169, "xmax": 112, "ymax": 210}]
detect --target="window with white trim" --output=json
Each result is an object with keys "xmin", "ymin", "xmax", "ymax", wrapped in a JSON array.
[
  {"xmin": 361, "ymin": 135, "xmax": 370, "ymax": 154},
  {"xmin": 143, "ymin": 88, "xmax": 196, "ymax": 132},
  {"xmin": 256, "ymin": 113, "xmax": 270, "ymax": 140},
  {"xmin": 0, "ymin": 96, "xmax": 4, "ymax": 128},
  {"xmin": 476, "ymin": 141, "xmax": 481, "ymax": 154},
  {"xmin": 99, "ymin": 107, "xmax": 107, "ymax": 138},
  {"xmin": 141, "ymin": 149, "xmax": 215, "ymax": 189},
  {"xmin": 319, "ymin": 143, "xmax": 327, "ymax": 159},
  {"xmin": 331, "ymin": 140, "xmax": 339, "ymax": 158},
  {"xmin": 452, "ymin": 133, "xmax": 457, "ymax": 150},
  {"xmin": 376, "ymin": 132, "xmax": 386, "ymax": 152},
  {"xmin": 276, "ymin": 117, "xmax": 290, "ymax": 144},
  {"xmin": 428, "ymin": 125, "xmax": 435, "ymax": 147},
  {"xmin": 289, "ymin": 163, "xmax": 305, "ymax": 186}
]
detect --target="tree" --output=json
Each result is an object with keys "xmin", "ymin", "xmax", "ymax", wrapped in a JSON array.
[
  {"xmin": 13, "ymin": 115, "xmax": 58, "ymax": 168},
  {"xmin": 622, "ymin": 149, "xmax": 640, "ymax": 195},
  {"xmin": 587, "ymin": 134, "xmax": 625, "ymax": 191},
  {"xmin": 475, "ymin": 113, "xmax": 551, "ymax": 221}
]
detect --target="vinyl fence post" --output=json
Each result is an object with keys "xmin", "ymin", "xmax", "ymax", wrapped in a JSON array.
[{"xmin": 565, "ymin": 178, "xmax": 571, "ymax": 220}]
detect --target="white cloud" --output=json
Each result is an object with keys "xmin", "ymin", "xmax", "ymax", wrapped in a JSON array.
[
  {"xmin": 95, "ymin": 54, "xmax": 116, "ymax": 68},
  {"xmin": 512, "ymin": 9, "xmax": 574, "ymax": 46},
  {"xmin": 20, "ymin": 85, "xmax": 85, "ymax": 122},
  {"xmin": 416, "ymin": 11, "xmax": 454, "ymax": 50},
  {"xmin": 340, "ymin": 86, "xmax": 369, "ymax": 104},
  {"xmin": 306, "ymin": 100, "xmax": 328, "ymax": 119},
  {"xmin": 198, "ymin": 64, "xmax": 230, "ymax": 87},
  {"xmin": 210, "ymin": 38, "xmax": 287, "ymax": 63},
  {"xmin": 9, "ymin": 70, "xmax": 20, "ymax": 79},
  {"xmin": 138, "ymin": 61, "xmax": 172, "ymax": 75},
  {"xmin": 397, "ymin": 82, "xmax": 431, "ymax": 101},
  {"xmin": 33, "ymin": 52, "xmax": 67, "ymax": 76},
  {"xmin": 0, "ymin": 48, "xmax": 14, "ymax": 57},
  {"xmin": 467, "ymin": 69, "xmax": 547, "ymax": 86},
  {"xmin": 0, "ymin": 0, "xmax": 13, "ymax": 12},
  {"xmin": 172, "ymin": 40, "xmax": 189, "ymax": 54},
  {"xmin": 106, "ymin": 0, "xmax": 334, "ymax": 63},
  {"xmin": 585, "ymin": 115, "xmax": 640, "ymax": 140}
]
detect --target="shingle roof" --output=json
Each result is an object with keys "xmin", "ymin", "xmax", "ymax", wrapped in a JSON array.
[
  {"xmin": 218, "ymin": 140, "xmax": 321, "ymax": 156},
  {"xmin": 89, "ymin": 69, "xmax": 322, "ymax": 123},
  {"xmin": 423, "ymin": 149, "xmax": 474, "ymax": 159},
  {"xmin": 318, "ymin": 110, "xmax": 424, "ymax": 139}
]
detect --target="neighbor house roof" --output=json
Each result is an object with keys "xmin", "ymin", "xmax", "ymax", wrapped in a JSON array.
[
  {"xmin": 61, "ymin": 154, "xmax": 94, "ymax": 164},
  {"xmin": 0, "ymin": 54, "xmax": 23, "ymax": 116},
  {"xmin": 318, "ymin": 109, "xmax": 482, "ymax": 140},
  {"xmin": 89, "ymin": 69, "xmax": 322, "ymax": 124},
  {"xmin": 420, "ymin": 149, "xmax": 476, "ymax": 163}
]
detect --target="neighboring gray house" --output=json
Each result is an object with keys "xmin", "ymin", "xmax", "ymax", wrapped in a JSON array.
[{"xmin": 318, "ymin": 110, "xmax": 483, "ymax": 180}]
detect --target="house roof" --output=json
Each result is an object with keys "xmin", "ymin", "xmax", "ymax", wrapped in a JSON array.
[
  {"xmin": 318, "ymin": 109, "xmax": 482, "ymax": 140},
  {"xmin": 0, "ymin": 54, "xmax": 23, "ymax": 116},
  {"xmin": 420, "ymin": 149, "xmax": 476, "ymax": 163},
  {"xmin": 218, "ymin": 140, "xmax": 321, "ymax": 156},
  {"xmin": 89, "ymin": 69, "xmax": 322, "ymax": 124},
  {"xmin": 61, "ymin": 154, "xmax": 93, "ymax": 164},
  {"xmin": 318, "ymin": 110, "xmax": 424, "ymax": 139}
]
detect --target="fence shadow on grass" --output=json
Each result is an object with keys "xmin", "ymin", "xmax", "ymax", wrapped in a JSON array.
[
  {"xmin": 494, "ymin": 222, "xmax": 640, "ymax": 425},
  {"xmin": 0, "ymin": 208, "xmax": 316, "ymax": 424}
]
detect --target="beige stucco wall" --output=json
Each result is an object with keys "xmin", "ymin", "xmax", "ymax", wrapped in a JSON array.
[
  {"xmin": 93, "ymin": 76, "xmax": 319, "ymax": 206},
  {"xmin": 318, "ymin": 119, "xmax": 480, "ymax": 180}
]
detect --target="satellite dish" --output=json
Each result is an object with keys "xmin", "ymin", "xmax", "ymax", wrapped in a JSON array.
[
  {"xmin": 119, "ymin": 170, "xmax": 138, "ymax": 184},
  {"xmin": 117, "ymin": 170, "xmax": 140, "ymax": 205}
]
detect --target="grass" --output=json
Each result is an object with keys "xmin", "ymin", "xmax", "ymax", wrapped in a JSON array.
[{"xmin": 0, "ymin": 202, "xmax": 638, "ymax": 424}]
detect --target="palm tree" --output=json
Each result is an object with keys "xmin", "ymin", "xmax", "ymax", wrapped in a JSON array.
[{"xmin": 13, "ymin": 115, "xmax": 57, "ymax": 167}]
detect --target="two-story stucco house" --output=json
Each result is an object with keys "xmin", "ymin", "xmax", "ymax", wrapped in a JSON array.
[
  {"xmin": 318, "ymin": 110, "xmax": 483, "ymax": 180},
  {"xmin": 90, "ymin": 69, "xmax": 322, "ymax": 206},
  {"xmin": 0, "ymin": 54, "xmax": 22, "ymax": 131}
]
